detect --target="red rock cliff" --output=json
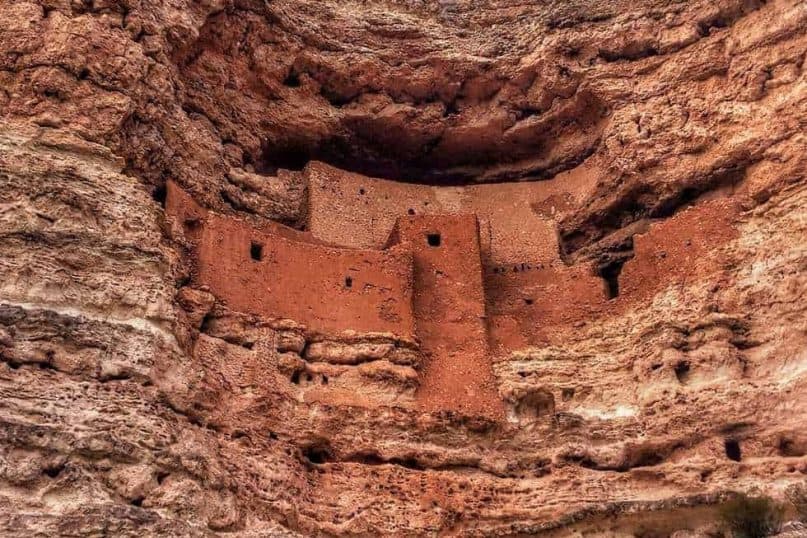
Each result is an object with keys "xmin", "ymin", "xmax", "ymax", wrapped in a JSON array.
[{"xmin": 1, "ymin": 0, "xmax": 806, "ymax": 536}]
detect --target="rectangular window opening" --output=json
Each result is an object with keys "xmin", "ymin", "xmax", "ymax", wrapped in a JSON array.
[{"xmin": 250, "ymin": 241, "xmax": 263, "ymax": 261}]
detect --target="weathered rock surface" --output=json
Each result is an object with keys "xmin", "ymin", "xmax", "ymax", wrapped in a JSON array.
[{"xmin": 1, "ymin": 0, "xmax": 806, "ymax": 536}]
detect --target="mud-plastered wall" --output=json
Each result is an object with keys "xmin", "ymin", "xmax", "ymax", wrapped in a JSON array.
[
  {"xmin": 389, "ymin": 215, "xmax": 503, "ymax": 418},
  {"xmin": 305, "ymin": 161, "xmax": 598, "ymax": 264},
  {"xmin": 167, "ymin": 182, "xmax": 416, "ymax": 338}
]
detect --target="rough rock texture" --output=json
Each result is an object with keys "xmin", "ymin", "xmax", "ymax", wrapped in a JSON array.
[{"xmin": 1, "ymin": 0, "xmax": 806, "ymax": 536}]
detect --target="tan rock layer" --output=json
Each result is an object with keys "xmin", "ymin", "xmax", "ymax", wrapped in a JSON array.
[{"xmin": 0, "ymin": 0, "xmax": 806, "ymax": 535}]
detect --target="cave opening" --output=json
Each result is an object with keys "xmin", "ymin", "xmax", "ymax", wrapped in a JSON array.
[
  {"xmin": 596, "ymin": 259, "xmax": 625, "ymax": 299},
  {"xmin": 42, "ymin": 464, "xmax": 65, "ymax": 479},
  {"xmin": 427, "ymin": 233, "xmax": 441, "ymax": 247},
  {"xmin": 255, "ymin": 141, "xmax": 312, "ymax": 175},
  {"xmin": 282, "ymin": 71, "xmax": 301, "ymax": 88},
  {"xmin": 250, "ymin": 127, "xmax": 598, "ymax": 186},
  {"xmin": 674, "ymin": 361, "xmax": 691, "ymax": 383},
  {"xmin": 302, "ymin": 442, "xmax": 333, "ymax": 465},
  {"xmin": 151, "ymin": 184, "xmax": 167, "ymax": 208},
  {"xmin": 724, "ymin": 439, "xmax": 742, "ymax": 461},
  {"xmin": 514, "ymin": 390, "xmax": 556, "ymax": 422}
]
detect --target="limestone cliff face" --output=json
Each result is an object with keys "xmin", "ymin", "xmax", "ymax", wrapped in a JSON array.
[{"xmin": 1, "ymin": 0, "xmax": 806, "ymax": 536}]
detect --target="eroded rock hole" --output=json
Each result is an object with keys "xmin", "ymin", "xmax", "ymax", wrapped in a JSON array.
[
  {"xmin": 597, "ymin": 259, "xmax": 624, "ymax": 299},
  {"xmin": 255, "ymin": 141, "xmax": 311, "ymax": 175},
  {"xmin": 514, "ymin": 390, "xmax": 555, "ymax": 422},
  {"xmin": 651, "ymin": 187, "xmax": 703, "ymax": 218},
  {"xmin": 199, "ymin": 312, "xmax": 214, "ymax": 333},
  {"xmin": 724, "ymin": 439, "xmax": 742, "ymax": 461},
  {"xmin": 43, "ymin": 88, "xmax": 62, "ymax": 100},
  {"xmin": 151, "ymin": 184, "xmax": 167, "ymax": 208},
  {"xmin": 427, "ymin": 233, "xmax": 441, "ymax": 247},
  {"xmin": 344, "ymin": 276, "xmax": 353, "ymax": 288},
  {"xmin": 282, "ymin": 71, "xmax": 301, "ymax": 87},
  {"xmin": 617, "ymin": 448, "xmax": 666, "ymax": 471},
  {"xmin": 388, "ymin": 457, "xmax": 422, "ymax": 470},
  {"xmin": 349, "ymin": 451, "xmax": 385, "ymax": 465},
  {"xmin": 777, "ymin": 437, "xmax": 803, "ymax": 457},
  {"xmin": 250, "ymin": 241, "xmax": 263, "ymax": 261},
  {"xmin": 674, "ymin": 361, "xmax": 691, "ymax": 383},
  {"xmin": 523, "ymin": 298, "xmax": 534, "ymax": 305},
  {"xmin": 43, "ymin": 464, "xmax": 65, "ymax": 478},
  {"xmin": 302, "ymin": 442, "xmax": 333, "ymax": 465}
]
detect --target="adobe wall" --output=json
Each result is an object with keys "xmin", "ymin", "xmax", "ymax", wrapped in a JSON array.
[
  {"xmin": 389, "ymin": 215, "xmax": 504, "ymax": 419},
  {"xmin": 302, "ymin": 162, "xmax": 742, "ymax": 356},
  {"xmin": 305, "ymin": 161, "xmax": 597, "ymax": 264},
  {"xmin": 166, "ymin": 182, "xmax": 416, "ymax": 339},
  {"xmin": 485, "ymin": 263, "xmax": 606, "ymax": 353},
  {"xmin": 486, "ymin": 198, "xmax": 741, "ymax": 352},
  {"xmin": 166, "ymin": 173, "xmax": 740, "ymax": 406}
]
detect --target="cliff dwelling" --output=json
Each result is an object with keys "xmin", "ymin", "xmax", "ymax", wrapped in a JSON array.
[
  {"xmin": 1, "ymin": 0, "xmax": 807, "ymax": 536},
  {"xmin": 166, "ymin": 161, "xmax": 742, "ymax": 422}
]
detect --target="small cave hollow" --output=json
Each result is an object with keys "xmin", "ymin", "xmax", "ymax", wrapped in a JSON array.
[
  {"xmin": 301, "ymin": 441, "xmax": 333, "ymax": 465},
  {"xmin": 777, "ymin": 437, "xmax": 804, "ymax": 457},
  {"xmin": 596, "ymin": 259, "xmax": 625, "ymax": 299},
  {"xmin": 255, "ymin": 141, "xmax": 312, "ymax": 175},
  {"xmin": 621, "ymin": 446, "xmax": 667, "ymax": 471},
  {"xmin": 674, "ymin": 361, "xmax": 691, "ymax": 384},
  {"xmin": 427, "ymin": 233, "xmax": 441, "ymax": 247},
  {"xmin": 724, "ymin": 439, "xmax": 742, "ymax": 462},
  {"xmin": 42, "ymin": 463, "xmax": 65, "ymax": 479},
  {"xmin": 282, "ymin": 71, "xmax": 301, "ymax": 88},
  {"xmin": 514, "ymin": 389, "xmax": 556, "ymax": 422},
  {"xmin": 151, "ymin": 184, "xmax": 167, "ymax": 208},
  {"xmin": 183, "ymin": 217, "xmax": 200, "ymax": 231}
]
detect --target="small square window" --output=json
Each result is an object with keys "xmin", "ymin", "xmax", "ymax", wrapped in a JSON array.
[{"xmin": 250, "ymin": 241, "xmax": 263, "ymax": 261}]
